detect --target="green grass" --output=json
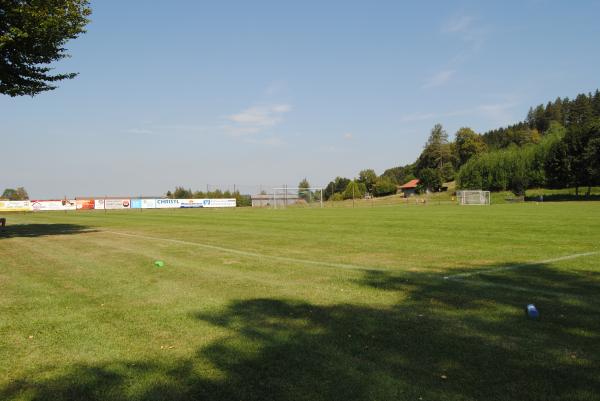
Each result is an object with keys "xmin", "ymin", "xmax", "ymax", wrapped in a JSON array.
[{"xmin": 1, "ymin": 203, "xmax": 600, "ymax": 400}]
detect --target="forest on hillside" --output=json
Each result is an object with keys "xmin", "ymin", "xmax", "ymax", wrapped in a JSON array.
[{"xmin": 319, "ymin": 90, "xmax": 600, "ymax": 199}]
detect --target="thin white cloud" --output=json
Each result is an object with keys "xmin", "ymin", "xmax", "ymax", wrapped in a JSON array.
[
  {"xmin": 244, "ymin": 136, "xmax": 284, "ymax": 146},
  {"xmin": 123, "ymin": 128, "xmax": 153, "ymax": 134},
  {"xmin": 422, "ymin": 69, "xmax": 455, "ymax": 89},
  {"xmin": 225, "ymin": 103, "xmax": 292, "ymax": 136},
  {"xmin": 400, "ymin": 101, "xmax": 519, "ymax": 124},
  {"xmin": 343, "ymin": 132, "xmax": 353, "ymax": 140},
  {"xmin": 441, "ymin": 14, "xmax": 488, "ymax": 49},
  {"xmin": 442, "ymin": 15, "xmax": 475, "ymax": 34}
]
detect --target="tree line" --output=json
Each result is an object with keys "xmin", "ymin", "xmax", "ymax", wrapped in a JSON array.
[
  {"xmin": 165, "ymin": 186, "xmax": 252, "ymax": 206},
  {"xmin": 1, "ymin": 187, "xmax": 29, "ymax": 200},
  {"xmin": 318, "ymin": 89, "xmax": 600, "ymax": 199}
]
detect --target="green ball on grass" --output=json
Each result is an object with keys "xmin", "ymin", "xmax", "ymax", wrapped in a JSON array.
[{"xmin": 154, "ymin": 260, "xmax": 165, "ymax": 267}]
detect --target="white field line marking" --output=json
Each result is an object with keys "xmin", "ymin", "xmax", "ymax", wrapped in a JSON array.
[
  {"xmin": 102, "ymin": 230, "xmax": 386, "ymax": 272},
  {"xmin": 444, "ymin": 251, "xmax": 600, "ymax": 280},
  {"xmin": 101, "ymin": 230, "xmax": 597, "ymax": 296}
]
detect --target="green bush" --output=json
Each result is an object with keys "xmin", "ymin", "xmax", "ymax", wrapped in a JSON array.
[{"xmin": 373, "ymin": 177, "xmax": 397, "ymax": 197}]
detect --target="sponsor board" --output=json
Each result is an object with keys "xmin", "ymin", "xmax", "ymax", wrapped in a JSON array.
[
  {"xmin": 31, "ymin": 200, "xmax": 76, "ymax": 211},
  {"xmin": 76, "ymin": 199, "xmax": 95, "ymax": 210},
  {"xmin": 178, "ymin": 198, "xmax": 236, "ymax": 208},
  {"xmin": 155, "ymin": 199, "xmax": 181, "ymax": 208},
  {"xmin": 0, "ymin": 200, "xmax": 32, "ymax": 212},
  {"xmin": 141, "ymin": 199, "xmax": 156, "ymax": 209},
  {"xmin": 202, "ymin": 198, "xmax": 236, "ymax": 208},
  {"xmin": 130, "ymin": 199, "xmax": 142, "ymax": 209},
  {"xmin": 94, "ymin": 199, "xmax": 105, "ymax": 209},
  {"xmin": 179, "ymin": 199, "xmax": 205, "ymax": 208},
  {"xmin": 104, "ymin": 199, "xmax": 131, "ymax": 210}
]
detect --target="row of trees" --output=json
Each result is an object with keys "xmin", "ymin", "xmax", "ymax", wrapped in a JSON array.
[
  {"xmin": 319, "ymin": 89, "xmax": 600, "ymax": 198},
  {"xmin": 1, "ymin": 187, "xmax": 29, "ymax": 200},
  {"xmin": 458, "ymin": 121, "xmax": 600, "ymax": 195}
]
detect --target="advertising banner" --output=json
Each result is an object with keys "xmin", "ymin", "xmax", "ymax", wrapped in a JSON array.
[
  {"xmin": 31, "ymin": 200, "xmax": 76, "ymax": 211},
  {"xmin": 104, "ymin": 199, "xmax": 131, "ymax": 210},
  {"xmin": 0, "ymin": 200, "xmax": 32, "ymax": 212},
  {"xmin": 130, "ymin": 199, "xmax": 142, "ymax": 209},
  {"xmin": 179, "ymin": 199, "xmax": 205, "ymax": 208},
  {"xmin": 94, "ymin": 199, "xmax": 105, "ymax": 210},
  {"xmin": 202, "ymin": 198, "xmax": 236, "ymax": 208},
  {"xmin": 76, "ymin": 199, "xmax": 95, "ymax": 210},
  {"xmin": 141, "ymin": 199, "xmax": 156, "ymax": 209},
  {"xmin": 155, "ymin": 199, "xmax": 181, "ymax": 208}
]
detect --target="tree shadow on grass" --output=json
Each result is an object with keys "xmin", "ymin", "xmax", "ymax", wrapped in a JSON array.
[
  {"xmin": 1, "ymin": 262, "xmax": 599, "ymax": 401},
  {"xmin": 0, "ymin": 224, "xmax": 95, "ymax": 239}
]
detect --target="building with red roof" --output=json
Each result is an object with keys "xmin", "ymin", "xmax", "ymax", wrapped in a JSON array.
[{"xmin": 398, "ymin": 179, "xmax": 420, "ymax": 197}]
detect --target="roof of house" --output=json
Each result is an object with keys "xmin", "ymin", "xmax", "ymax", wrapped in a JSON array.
[{"xmin": 399, "ymin": 179, "xmax": 420, "ymax": 189}]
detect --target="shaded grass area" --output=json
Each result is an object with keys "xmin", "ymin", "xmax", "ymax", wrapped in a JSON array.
[{"xmin": 1, "ymin": 203, "xmax": 600, "ymax": 400}]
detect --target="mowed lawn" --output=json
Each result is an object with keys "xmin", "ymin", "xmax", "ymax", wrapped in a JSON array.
[{"xmin": 1, "ymin": 203, "xmax": 599, "ymax": 401}]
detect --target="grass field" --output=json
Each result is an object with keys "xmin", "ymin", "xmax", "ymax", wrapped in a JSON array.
[{"xmin": 1, "ymin": 203, "xmax": 600, "ymax": 401}]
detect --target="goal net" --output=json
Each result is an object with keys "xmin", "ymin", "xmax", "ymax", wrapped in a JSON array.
[
  {"xmin": 271, "ymin": 187, "xmax": 324, "ymax": 208},
  {"xmin": 457, "ymin": 190, "xmax": 491, "ymax": 205}
]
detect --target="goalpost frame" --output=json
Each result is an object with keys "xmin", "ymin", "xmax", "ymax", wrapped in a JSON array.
[
  {"xmin": 457, "ymin": 190, "xmax": 491, "ymax": 205},
  {"xmin": 271, "ymin": 187, "xmax": 324, "ymax": 208}
]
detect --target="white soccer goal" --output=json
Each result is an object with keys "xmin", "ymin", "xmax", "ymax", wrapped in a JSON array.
[
  {"xmin": 457, "ymin": 190, "xmax": 491, "ymax": 205},
  {"xmin": 271, "ymin": 187, "xmax": 324, "ymax": 208}
]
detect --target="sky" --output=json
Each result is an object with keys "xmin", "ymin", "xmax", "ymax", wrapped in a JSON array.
[{"xmin": 2, "ymin": 0, "xmax": 600, "ymax": 198}]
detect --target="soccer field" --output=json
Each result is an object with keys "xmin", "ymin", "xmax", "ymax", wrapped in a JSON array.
[{"xmin": 1, "ymin": 203, "xmax": 600, "ymax": 401}]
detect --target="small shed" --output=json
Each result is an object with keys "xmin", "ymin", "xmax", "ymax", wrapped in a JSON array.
[{"xmin": 399, "ymin": 179, "xmax": 420, "ymax": 197}]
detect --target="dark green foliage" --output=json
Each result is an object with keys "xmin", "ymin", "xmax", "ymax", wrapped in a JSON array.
[
  {"xmin": 454, "ymin": 127, "xmax": 487, "ymax": 167},
  {"xmin": 173, "ymin": 186, "xmax": 193, "ymax": 199},
  {"xmin": 416, "ymin": 124, "xmax": 452, "ymax": 175},
  {"xmin": 380, "ymin": 165, "xmax": 415, "ymax": 184},
  {"xmin": 372, "ymin": 177, "xmax": 397, "ymax": 197},
  {"xmin": 0, "ymin": 0, "xmax": 92, "ymax": 96},
  {"xmin": 357, "ymin": 169, "xmax": 377, "ymax": 194},
  {"xmin": 324, "ymin": 177, "xmax": 351, "ymax": 200},
  {"xmin": 417, "ymin": 168, "xmax": 442, "ymax": 192},
  {"xmin": 1, "ymin": 186, "xmax": 28, "ymax": 200},
  {"xmin": 342, "ymin": 180, "xmax": 366, "ymax": 199}
]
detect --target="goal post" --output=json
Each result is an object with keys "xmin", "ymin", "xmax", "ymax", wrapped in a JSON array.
[
  {"xmin": 271, "ymin": 187, "xmax": 324, "ymax": 208},
  {"xmin": 457, "ymin": 190, "xmax": 491, "ymax": 205}
]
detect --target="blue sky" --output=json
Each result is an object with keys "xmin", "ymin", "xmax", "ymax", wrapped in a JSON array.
[{"xmin": 2, "ymin": 0, "xmax": 600, "ymax": 198}]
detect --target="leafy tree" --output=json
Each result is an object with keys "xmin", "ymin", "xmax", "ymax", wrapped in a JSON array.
[
  {"xmin": 342, "ymin": 180, "xmax": 366, "ymax": 200},
  {"xmin": 381, "ymin": 165, "xmax": 414, "ymax": 184},
  {"xmin": 1, "ymin": 0, "xmax": 92, "ymax": 96},
  {"xmin": 416, "ymin": 124, "xmax": 452, "ymax": 176},
  {"xmin": 454, "ymin": 127, "xmax": 487, "ymax": 167},
  {"xmin": 165, "ymin": 190, "xmax": 173, "ymax": 199},
  {"xmin": 173, "ymin": 186, "xmax": 193, "ymax": 198},
  {"xmin": 357, "ymin": 169, "xmax": 377, "ymax": 194},
  {"xmin": 417, "ymin": 168, "xmax": 442, "ymax": 192},
  {"xmin": 324, "ymin": 177, "xmax": 350, "ymax": 200},
  {"xmin": 298, "ymin": 178, "xmax": 311, "ymax": 201},
  {"xmin": 373, "ymin": 177, "xmax": 397, "ymax": 197},
  {"xmin": 1, "ymin": 186, "xmax": 28, "ymax": 200}
]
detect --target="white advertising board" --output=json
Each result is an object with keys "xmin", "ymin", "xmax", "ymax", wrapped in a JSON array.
[
  {"xmin": 0, "ymin": 200, "xmax": 32, "ymax": 212},
  {"xmin": 31, "ymin": 200, "xmax": 76, "ymax": 211},
  {"xmin": 202, "ymin": 198, "xmax": 236, "ymax": 208},
  {"xmin": 104, "ymin": 199, "xmax": 131, "ymax": 210},
  {"xmin": 94, "ymin": 199, "xmax": 105, "ymax": 209},
  {"xmin": 141, "ymin": 199, "xmax": 156, "ymax": 209},
  {"xmin": 155, "ymin": 199, "xmax": 181, "ymax": 208}
]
